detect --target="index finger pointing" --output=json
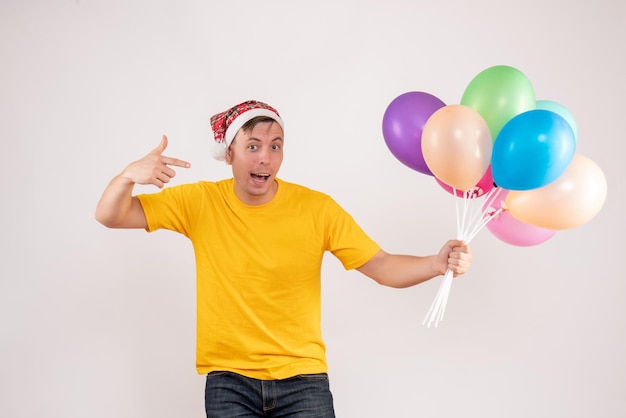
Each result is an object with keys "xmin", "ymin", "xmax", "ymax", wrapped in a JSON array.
[{"xmin": 163, "ymin": 156, "xmax": 191, "ymax": 168}]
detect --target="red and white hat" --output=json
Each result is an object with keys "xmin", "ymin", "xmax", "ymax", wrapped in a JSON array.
[{"xmin": 210, "ymin": 100, "xmax": 284, "ymax": 161}]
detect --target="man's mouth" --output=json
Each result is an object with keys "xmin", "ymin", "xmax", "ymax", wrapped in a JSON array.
[{"xmin": 251, "ymin": 173, "xmax": 270, "ymax": 182}]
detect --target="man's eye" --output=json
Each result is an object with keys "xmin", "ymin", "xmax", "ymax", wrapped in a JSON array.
[
  {"xmin": 272, "ymin": 145, "xmax": 281, "ymax": 150},
  {"xmin": 248, "ymin": 145, "xmax": 258, "ymax": 150}
]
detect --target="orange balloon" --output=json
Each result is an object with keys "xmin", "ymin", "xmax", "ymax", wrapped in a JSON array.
[
  {"xmin": 421, "ymin": 105, "xmax": 492, "ymax": 191},
  {"xmin": 505, "ymin": 154, "xmax": 607, "ymax": 230}
]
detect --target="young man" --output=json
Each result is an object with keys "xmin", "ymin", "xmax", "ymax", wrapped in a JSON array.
[{"xmin": 95, "ymin": 100, "xmax": 472, "ymax": 417}]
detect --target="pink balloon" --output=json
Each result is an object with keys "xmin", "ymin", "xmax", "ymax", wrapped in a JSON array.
[
  {"xmin": 436, "ymin": 165, "xmax": 495, "ymax": 198},
  {"xmin": 484, "ymin": 189, "xmax": 557, "ymax": 246}
]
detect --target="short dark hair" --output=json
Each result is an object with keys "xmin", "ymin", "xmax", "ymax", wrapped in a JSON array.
[{"xmin": 240, "ymin": 116, "xmax": 279, "ymax": 134}]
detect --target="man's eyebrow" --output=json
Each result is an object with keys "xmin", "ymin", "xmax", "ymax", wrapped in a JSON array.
[{"xmin": 246, "ymin": 137, "xmax": 284, "ymax": 142}]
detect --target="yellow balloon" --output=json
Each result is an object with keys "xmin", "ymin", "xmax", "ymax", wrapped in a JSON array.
[
  {"xmin": 421, "ymin": 105, "xmax": 493, "ymax": 192},
  {"xmin": 505, "ymin": 154, "xmax": 607, "ymax": 230}
]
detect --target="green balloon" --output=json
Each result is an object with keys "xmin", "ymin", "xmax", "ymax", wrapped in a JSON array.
[{"xmin": 461, "ymin": 65, "xmax": 536, "ymax": 141}]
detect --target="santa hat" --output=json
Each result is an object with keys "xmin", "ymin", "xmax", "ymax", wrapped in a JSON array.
[{"xmin": 210, "ymin": 100, "xmax": 284, "ymax": 161}]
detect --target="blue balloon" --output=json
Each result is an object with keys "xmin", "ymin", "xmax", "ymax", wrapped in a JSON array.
[{"xmin": 492, "ymin": 109, "xmax": 576, "ymax": 190}]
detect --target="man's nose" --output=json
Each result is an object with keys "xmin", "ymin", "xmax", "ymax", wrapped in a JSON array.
[{"xmin": 258, "ymin": 147, "xmax": 271, "ymax": 164}]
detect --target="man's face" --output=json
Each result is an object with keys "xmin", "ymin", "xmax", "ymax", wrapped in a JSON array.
[{"xmin": 225, "ymin": 121, "xmax": 284, "ymax": 205}]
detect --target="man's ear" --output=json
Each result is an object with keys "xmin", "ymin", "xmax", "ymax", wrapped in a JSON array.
[{"xmin": 224, "ymin": 146, "xmax": 233, "ymax": 165}]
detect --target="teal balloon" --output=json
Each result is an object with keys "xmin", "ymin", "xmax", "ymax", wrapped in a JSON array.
[
  {"xmin": 536, "ymin": 99, "xmax": 578, "ymax": 142},
  {"xmin": 492, "ymin": 109, "xmax": 576, "ymax": 190},
  {"xmin": 461, "ymin": 65, "xmax": 536, "ymax": 140}
]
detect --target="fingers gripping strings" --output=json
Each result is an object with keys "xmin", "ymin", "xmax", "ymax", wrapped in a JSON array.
[{"xmin": 423, "ymin": 187, "xmax": 503, "ymax": 328}]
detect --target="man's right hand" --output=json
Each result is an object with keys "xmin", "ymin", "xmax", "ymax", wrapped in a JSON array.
[
  {"xmin": 95, "ymin": 135, "xmax": 191, "ymax": 228},
  {"xmin": 121, "ymin": 135, "xmax": 191, "ymax": 188}
]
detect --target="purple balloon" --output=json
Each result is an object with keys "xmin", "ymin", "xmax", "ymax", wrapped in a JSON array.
[{"xmin": 382, "ymin": 91, "xmax": 445, "ymax": 175}]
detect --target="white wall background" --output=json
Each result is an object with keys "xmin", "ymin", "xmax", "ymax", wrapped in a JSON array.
[{"xmin": 1, "ymin": 0, "xmax": 624, "ymax": 417}]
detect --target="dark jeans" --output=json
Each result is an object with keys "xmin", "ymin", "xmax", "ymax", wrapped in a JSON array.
[{"xmin": 204, "ymin": 371, "xmax": 336, "ymax": 417}]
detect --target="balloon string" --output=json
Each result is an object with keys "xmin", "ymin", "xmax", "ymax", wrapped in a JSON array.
[
  {"xmin": 460, "ymin": 190, "xmax": 471, "ymax": 239},
  {"xmin": 483, "ymin": 187, "xmax": 503, "ymax": 217},
  {"xmin": 466, "ymin": 207, "xmax": 502, "ymax": 243},
  {"xmin": 453, "ymin": 188, "xmax": 461, "ymax": 237},
  {"xmin": 435, "ymin": 269, "xmax": 454, "ymax": 323},
  {"xmin": 461, "ymin": 187, "xmax": 501, "ymax": 239},
  {"xmin": 423, "ymin": 188, "xmax": 466, "ymax": 328},
  {"xmin": 465, "ymin": 188, "xmax": 503, "ymax": 242},
  {"xmin": 423, "ymin": 186, "xmax": 503, "ymax": 328},
  {"xmin": 422, "ymin": 269, "xmax": 454, "ymax": 328},
  {"xmin": 461, "ymin": 190, "xmax": 478, "ymax": 239}
]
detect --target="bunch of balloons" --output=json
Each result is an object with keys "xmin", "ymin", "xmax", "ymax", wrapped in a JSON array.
[{"xmin": 382, "ymin": 65, "xmax": 607, "ymax": 327}]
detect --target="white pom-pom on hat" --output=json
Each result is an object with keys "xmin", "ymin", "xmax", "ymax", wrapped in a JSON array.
[{"xmin": 210, "ymin": 141, "xmax": 227, "ymax": 161}]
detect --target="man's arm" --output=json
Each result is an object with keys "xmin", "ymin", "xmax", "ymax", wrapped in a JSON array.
[
  {"xmin": 95, "ymin": 135, "xmax": 190, "ymax": 229},
  {"xmin": 356, "ymin": 240, "xmax": 472, "ymax": 288}
]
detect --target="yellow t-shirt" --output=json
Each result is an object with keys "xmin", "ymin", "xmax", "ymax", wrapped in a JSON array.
[{"xmin": 137, "ymin": 178, "xmax": 380, "ymax": 380}]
